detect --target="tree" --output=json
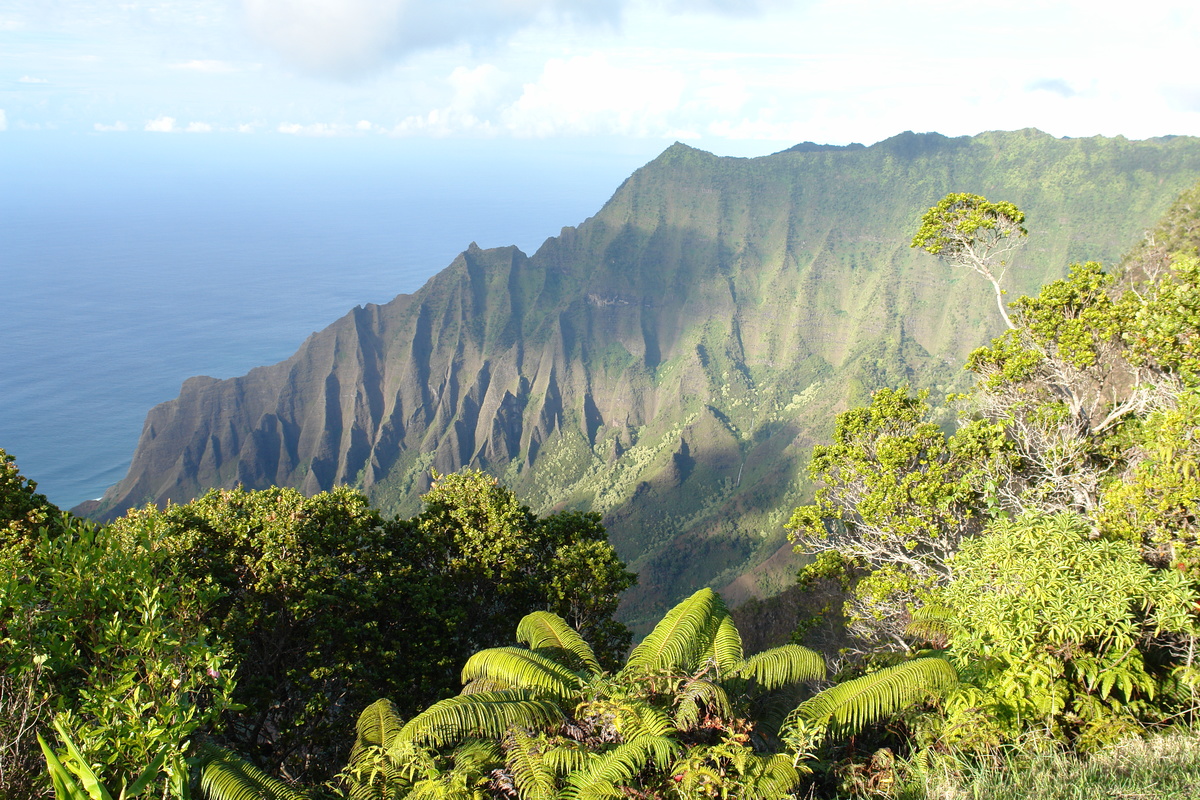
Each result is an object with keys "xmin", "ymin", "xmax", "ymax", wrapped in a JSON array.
[
  {"xmin": 911, "ymin": 192, "xmax": 1028, "ymax": 329},
  {"xmin": 1099, "ymin": 389, "xmax": 1200, "ymax": 578},
  {"xmin": 957, "ymin": 255, "xmax": 1200, "ymax": 520},
  {"xmin": 787, "ymin": 388, "xmax": 985, "ymax": 652},
  {"xmin": 412, "ymin": 472, "xmax": 634, "ymax": 670},
  {"xmin": 108, "ymin": 486, "xmax": 413, "ymax": 783},
  {"xmin": 0, "ymin": 447, "xmax": 63, "ymax": 551}
]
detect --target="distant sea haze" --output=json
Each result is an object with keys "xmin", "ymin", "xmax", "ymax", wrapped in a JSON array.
[{"xmin": 0, "ymin": 133, "xmax": 663, "ymax": 509}]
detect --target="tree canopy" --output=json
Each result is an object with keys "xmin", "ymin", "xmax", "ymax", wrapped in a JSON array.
[{"xmin": 912, "ymin": 192, "xmax": 1028, "ymax": 329}]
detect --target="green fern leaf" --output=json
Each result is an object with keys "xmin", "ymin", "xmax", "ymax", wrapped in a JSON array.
[
  {"xmin": 543, "ymin": 742, "xmax": 590, "ymax": 778},
  {"xmin": 517, "ymin": 611, "xmax": 601, "ymax": 675},
  {"xmin": 673, "ymin": 679, "xmax": 732, "ymax": 731},
  {"xmin": 906, "ymin": 603, "xmax": 956, "ymax": 645},
  {"xmin": 193, "ymin": 743, "xmax": 309, "ymax": 800},
  {"xmin": 353, "ymin": 699, "xmax": 405, "ymax": 753},
  {"xmin": 784, "ymin": 657, "xmax": 957, "ymax": 741},
  {"xmin": 737, "ymin": 752, "xmax": 805, "ymax": 799},
  {"xmin": 461, "ymin": 647, "xmax": 584, "ymax": 701},
  {"xmin": 730, "ymin": 645, "xmax": 826, "ymax": 690},
  {"xmin": 398, "ymin": 691, "xmax": 565, "ymax": 748},
  {"xmin": 622, "ymin": 588, "xmax": 728, "ymax": 677},
  {"xmin": 561, "ymin": 736, "xmax": 680, "ymax": 800},
  {"xmin": 504, "ymin": 729, "xmax": 556, "ymax": 800},
  {"xmin": 618, "ymin": 699, "xmax": 676, "ymax": 740},
  {"xmin": 704, "ymin": 614, "xmax": 743, "ymax": 677}
]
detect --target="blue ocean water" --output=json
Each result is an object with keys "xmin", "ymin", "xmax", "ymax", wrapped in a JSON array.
[{"xmin": 0, "ymin": 133, "xmax": 666, "ymax": 509}]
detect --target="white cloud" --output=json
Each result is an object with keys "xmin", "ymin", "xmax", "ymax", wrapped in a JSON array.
[
  {"xmin": 389, "ymin": 64, "xmax": 507, "ymax": 137},
  {"xmin": 707, "ymin": 116, "xmax": 809, "ymax": 142},
  {"xmin": 93, "ymin": 121, "xmax": 128, "ymax": 132},
  {"xmin": 145, "ymin": 116, "xmax": 177, "ymax": 132},
  {"xmin": 391, "ymin": 108, "xmax": 494, "ymax": 137},
  {"xmin": 502, "ymin": 53, "xmax": 686, "ymax": 137},
  {"xmin": 278, "ymin": 121, "xmax": 356, "ymax": 136},
  {"xmin": 18, "ymin": 75, "xmax": 49, "ymax": 84},
  {"xmin": 0, "ymin": 110, "xmax": 6, "ymax": 132},
  {"xmin": 186, "ymin": 121, "xmax": 213, "ymax": 132},
  {"xmin": 1027, "ymin": 78, "xmax": 1079, "ymax": 99},
  {"xmin": 169, "ymin": 60, "xmax": 242, "ymax": 73},
  {"xmin": 235, "ymin": 122, "xmax": 260, "ymax": 133},
  {"xmin": 240, "ymin": 0, "xmax": 620, "ymax": 77}
]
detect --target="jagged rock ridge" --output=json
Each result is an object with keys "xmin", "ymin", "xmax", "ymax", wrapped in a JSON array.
[{"xmin": 87, "ymin": 129, "xmax": 1200, "ymax": 626}]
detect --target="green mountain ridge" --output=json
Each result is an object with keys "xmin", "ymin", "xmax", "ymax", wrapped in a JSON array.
[{"xmin": 81, "ymin": 128, "xmax": 1200, "ymax": 627}]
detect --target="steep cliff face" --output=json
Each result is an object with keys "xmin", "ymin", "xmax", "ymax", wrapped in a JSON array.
[{"xmin": 89, "ymin": 130, "xmax": 1200, "ymax": 626}]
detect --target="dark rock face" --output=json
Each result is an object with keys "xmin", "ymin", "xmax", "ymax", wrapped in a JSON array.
[{"xmin": 87, "ymin": 131, "xmax": 1200, "ymax": 626}]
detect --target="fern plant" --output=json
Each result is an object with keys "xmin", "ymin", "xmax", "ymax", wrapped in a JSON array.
[
  {"xmin": 781, "ymin": 658, "xmax": 959, "ymax": 759},
  {"xmin": 191, "ymin": 744, "xmax": 311, "ymax": 800},
  {"xmin": 346, "ymin": 589, "xmax": 827, "ymax": 799}
]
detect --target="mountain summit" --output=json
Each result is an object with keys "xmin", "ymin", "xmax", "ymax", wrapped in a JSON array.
[{"xmin": 84, "ymin": 130, "xmax": 1200, "ymax": 625}]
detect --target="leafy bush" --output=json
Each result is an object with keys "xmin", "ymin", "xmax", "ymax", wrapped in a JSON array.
[
  {"xmin": 938, "ymin": 512, "xmax": 1196, "ymax": 748},
  {"xmin": 1, "ymin": 517, "xmax": 236, "ymax": 799}
]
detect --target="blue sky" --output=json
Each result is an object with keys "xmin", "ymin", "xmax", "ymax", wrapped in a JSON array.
[{"xmin": 3, "ymin": 1, "xmax": 1200, "ymax": 153}]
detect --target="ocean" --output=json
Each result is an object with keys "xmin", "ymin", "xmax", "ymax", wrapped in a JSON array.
[{"xmin": 0, "ymin": 133, "xmax": 668, "ymax": 509}]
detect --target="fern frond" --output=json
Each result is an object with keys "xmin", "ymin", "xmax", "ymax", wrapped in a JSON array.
[
  {"xmin": 560, "ymin": 736, "xmax": 680, "ymax": 800},
  {"xmin": 622, "ymin": 588, "xmax": 728, "ymax": 677},
  {"xmin": 906, "ymin": 604, "xmax": 955, "ymax": 645},
  {"xmin": 517, "ymin": 611, "xmax": 601, "ymax": 675},
  {"xmin": 738, "ymin": 752, "xmax": 805, "ymax": 799},
  {"xmin": 460, "ymin": 677, "xmax": 512, "ymax": 695},
  {"xmin": 504, "ymin": 729, "xmax": 556, "ymax": 800},
  {"xmin": 704, "ymin": 614, "xmax": 743, "ymax": 677},
  {"xmin": 673, "ymin": 679, "xmax": 732, "ymax": 731},
  {"xmin": 352, "ymin": 699, "xmax": 405, "ymax": 753},
  {"xmin": 543, "ymin": 743, "xmax": 590, "ymax": 778},
  {"xmin": 783, "ymin": 657, "xmax": 957, "ymax": 741},
  {"xmin": 461, "ymin": 647, "xmax": 583, "ymax": 701},
  {"xmin": 449, "ymin": 739, "xmax": 504, "ymax": 774},
  {"xmin": 748, "ymin": 683, "xmax": 810, "ymax": 738},
  {"xmin": 193, "ymin": 743, "xmax": 309, "ymax": 800},
  {"xmin": 730, "ymin": 645, "xmax": 826, "ymax": 690},
  {"xmin": 398, "ymin": 691, "xmax": 565, "ymax": 748},
  {"xmin": 618, "ymin": 700, "xmax": 676, "ymax": 740}
]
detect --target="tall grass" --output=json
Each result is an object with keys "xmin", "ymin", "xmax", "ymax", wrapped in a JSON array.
[{"xmin": 893, "ymin": 729, "xmax": 1200, "ymax": 800}]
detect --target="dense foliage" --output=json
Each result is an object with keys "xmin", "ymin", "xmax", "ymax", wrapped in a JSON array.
[
  {"xmin": 1, "ymin": 462, "xmax": 632, "ymax": 796},
  {"xmin": 0, "ymin": 457, "xmax": 237, "ymax": 799},
  {"xmin": 338, "ymin": 590, "xmax": 953, "ymax": 800},
  {"xmin": 789, "ymin": 189, "xmax": 1200, "ymax": 763}
]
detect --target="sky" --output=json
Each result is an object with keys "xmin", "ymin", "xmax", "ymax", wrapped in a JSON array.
[{"xmin": 3, "ymin": 1, "xmax": 1200, "ymax": 154}]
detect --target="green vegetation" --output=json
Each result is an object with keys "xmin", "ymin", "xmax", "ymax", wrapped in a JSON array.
[
  {"xmin": 911, "ymin": 192, "xmax": 1028, "ymax": 328},
  {"xmin": 7, "ymin": 149, "xmax": 1200, "ymax": 799},
  {"xmin": 782, "ymin": 185, "xmax": 1200, "ymax": 795},
  {"xmin": 0, "ymin": 458, "xmax": 631, "ymax": 797},
  {"xmin": 87, "ymin": 131, "xmax": 1200, "ymax": 631},
  {"xmin": 1, "ymin": 459, "xmax": 237, "ymax": 799},
  {"xmin": 338, "ymin": 590, "xmax": 954, "ymax": 800}
]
